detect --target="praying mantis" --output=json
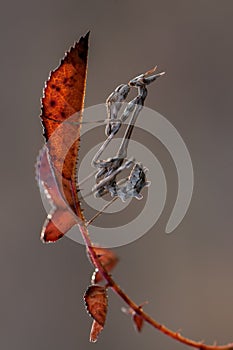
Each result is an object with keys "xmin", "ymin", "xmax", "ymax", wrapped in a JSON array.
[{"xmin": 81, "ymin": 67, "xmax": 165, "ymax": 222}]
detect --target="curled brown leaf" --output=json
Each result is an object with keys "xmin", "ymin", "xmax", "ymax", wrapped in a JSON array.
[{"xmin": 84, "ymin": 285, "xmax": 108, "ymax": 327}]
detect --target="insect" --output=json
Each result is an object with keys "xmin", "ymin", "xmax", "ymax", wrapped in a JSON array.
[{"xmin": 90, "ymin": 66, "xmax": 164, "ymax": 203}]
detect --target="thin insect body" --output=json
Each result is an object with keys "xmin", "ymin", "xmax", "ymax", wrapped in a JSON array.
[{"xmin": 90, "ymin": 67, "xmax": 165, "ymax": 202}]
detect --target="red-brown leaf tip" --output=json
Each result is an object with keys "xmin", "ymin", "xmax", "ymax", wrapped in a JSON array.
[{"xmin": 89, "ymin": 320, "xmax": 103, "ymax": 343}]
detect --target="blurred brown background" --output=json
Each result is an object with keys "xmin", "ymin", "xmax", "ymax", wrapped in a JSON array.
[{"xmin": 0, "ymin": 0, "xmax": 233, "ymax": 349}]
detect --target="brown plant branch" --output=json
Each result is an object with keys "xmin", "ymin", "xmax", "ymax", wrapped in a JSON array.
[{"xmin": 79, "ymin": 223, "xmax": 233, "ymax": 350}]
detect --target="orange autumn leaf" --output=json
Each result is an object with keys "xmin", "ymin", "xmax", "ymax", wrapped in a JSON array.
[
  {"xmin": 39, "ymin": 32, "xmax": 89, "ymax": 242},
  {"xmin": 87, "ymin": 247, "xmax": 119, "ymax": 283},
  {"xmin": 84, "ymin": 285, "xmax": 108, "ymax": 326}
]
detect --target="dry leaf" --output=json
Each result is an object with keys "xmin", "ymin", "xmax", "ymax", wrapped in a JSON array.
[
  {"xmin": 84, "ymin": 285, "xmax": 108, "ymax": 326},
  {"xmin": 122, "ymin": 305, "xmax": 145, "ymax": 332},
  {"xmin": 87, "ymin": 247, "xmax": 118, "ymax": 283},
  {"xmin": 36, "ymin": 148, "xmax": 77, "ymax": 242},
  {"xmin": 38, "ymin": 33, "xmax": 89, "ymax": 242},
  {"xmin": 133, "ymin": 313, "xmax": 144, "ymax": 332}
]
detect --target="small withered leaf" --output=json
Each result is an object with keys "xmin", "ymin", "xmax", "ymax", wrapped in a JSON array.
[
  {"xmin": 87, "ymin": 247, "xmax": 118, "ymax": 283},
  {"xmin": 90, "ymin": 320, "xmax": 103, "ymax": 343},
  {"xmin": 133, "ymin": 313, "xmax": 144, "ymax": 332},
  {"xmin": 122, "ymin": 305, "xmax": 145, "ymax": 332},
  {"xmin": 36, "ymin": 148, "xmax": 77, "ymax": 242},
  {"xmin": 84, "ymin": 285, "xmax": 108, "ymax": 326}
]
